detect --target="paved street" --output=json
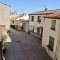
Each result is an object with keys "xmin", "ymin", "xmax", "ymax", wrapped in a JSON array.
[{"xmin": 4, "ymin": 29, "xmax": 52, "ymax": 60}]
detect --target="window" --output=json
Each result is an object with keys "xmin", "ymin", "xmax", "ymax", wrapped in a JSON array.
[
  {"xmin": 51, "ymin": 20, "xmax": 56, "ymax": 30},
  {"xmin": 47, "ymin": 36, "xmax": 54, "ymax": 51},
  {"xmin": 37, "ymin": 16, "xmax": 41, "ymax": 22},
  {"xmin": 31, "ymin": 28, "xmax": 34, "ymax": 32},
  {"xmin": 37, "ymin": 27, "xmax": 40, "ymax": 34},
  {"xmin": 31, "ymin": 16, "xmax": 34, "ymax": 21},
  {"xmin": 33, "ymin": 28, "xmax": 34, "ymax": 32},
  {"xmin": 12, "ymin": 21, "xmax": 14, "ymax": 24}
]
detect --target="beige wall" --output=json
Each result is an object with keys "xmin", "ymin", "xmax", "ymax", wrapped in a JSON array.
[
  {"xmin": 0, "ymin": 3, "xmax": 10, "ymax": 30},
  {"xmin": 10, "ymin": 12, "xmax": 19, "ymax": 26},
  {"xmin": 10, "ymin": 20, "xmax": 18, "ymax": 25},
  {"xmin": 58, "ymin": 47, "xmax": 60, "ymax": 60},
  {"xmin": 22, "ymin": 21, "xmax": 29, "ymax": 32},
  {"xmin": 42, "ymin": 18, "xmax": 60, "ymax": 60},
  {"xmin": 29, "ymin": 15, "xmax": 44, "ymax": 33},
  {"xmin": 10, "ymin": 19, "xmax": 23, "ymax": 30},
  {"xmin": 57, "ymin": 28, "xmax": 60, "ymax": 60}
]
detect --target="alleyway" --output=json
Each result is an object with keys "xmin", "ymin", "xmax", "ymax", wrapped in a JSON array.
[{"xmin": 5, "ymin": 29, "xmax": 52, "ymax": 60}]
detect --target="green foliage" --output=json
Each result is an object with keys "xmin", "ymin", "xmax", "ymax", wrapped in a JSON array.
[
  {"xmin": 2, "ymin": 35, "xmax": 7, "ymax": 42},
  {"xmin": 0, "ymin": 35, "xmax": 7, "ymax": 52}
]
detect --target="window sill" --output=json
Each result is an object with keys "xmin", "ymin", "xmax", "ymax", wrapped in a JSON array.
[
  {"xmin": 38, "ymin": 22, "xmax": 41, "ymax": 23},
  {"xmin": 37, "ymin": 21, "xmax": 41, "ymax": 23},
  {"xmin": 31, "ymin": 20, "xmax": 34, "ymax": 22},
  {"xmin": 47, "ymin": 45, "xmax": 53, "ymax": 51},
  {"xmin": 51, "ymin": 27, "xmax": 55, "ymax": 31}
]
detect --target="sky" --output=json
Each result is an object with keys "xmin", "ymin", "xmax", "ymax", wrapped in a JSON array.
[{"xmin": 0, "ymin": 0, "xmax": 60, "ymax": 14}]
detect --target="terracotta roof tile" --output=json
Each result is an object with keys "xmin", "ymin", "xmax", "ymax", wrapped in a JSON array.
[
  {"xmin": 29, "ymin": 10, "xmax": 55, "ymax": 15},
  {"xmin": 10, "ymin": 14, "xmax": 23, "ymax": 20},
  {"xmin": 29, "ymin": 9, "xmax": 60, "ymax": 15},
  {"xmin": 44, "ymin": 10, "xmax": 60, "ymax": 18}
]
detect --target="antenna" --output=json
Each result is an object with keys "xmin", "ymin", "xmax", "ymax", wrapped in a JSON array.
[
  {"xmin": 22, "ymin": 9, "xmax": 23, "ymax": 14},
  {"xmin": 41, "ymin": 5, "xmax": 47, "ymax": 11},
  {"xmin": 22, "ymin": 9, "xmax": 25, "ymax": 15}
]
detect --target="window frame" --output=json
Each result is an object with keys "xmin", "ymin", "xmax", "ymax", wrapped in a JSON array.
[
  {"xmin": 37, "ymin": 27, "xmax": 40, "ymax": 34},
  {"xmin": 51, "ymin": 20, "xmax": 56, "ymax": 31},
  {"xmin": 31, "ymin": 16, "xmax": 34, "ymax": 21},
  {"xmin": 37, "ymin": 16, "xmax": 41, "ymax": 22},
  {"xmin": 47, "ymin": 36, "xmax": 54, "ymax": 51},
  {"xmin": 12, "ymin": 21, "xmax": 14, "ymax": 24}
]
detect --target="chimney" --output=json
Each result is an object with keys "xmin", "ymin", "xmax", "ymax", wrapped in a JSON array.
[
  {"xmin": 14, "ymin": 11, "xmax": 17, "ymax": 14},
  {"xmin": 45, "ymin": 8, "xmax": 48, "ymax": 11},
  {"xmin": 23, "ymin": 13, "xmax": 26, "ymax": 15}
]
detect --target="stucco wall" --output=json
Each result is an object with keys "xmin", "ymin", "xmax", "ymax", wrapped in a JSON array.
[
  {"xmin": 0, "ymin": 3, "xmax": 10, "ymax": 30},
  {"xmin": 29, "ymin": 15, "xmax": 44, "ymax": 33},
  {"xmin": 58, "ymin": 47, "xmax": 60, "ymax": 60},
  {"xmin": 23, "ymin": 23, "xmax": 29, "ymax": 32},
  {"xmin": 10, "ymin": 20, "xmax": 18, "ymax": 25},
  {"xmin": 42, "ymin": 18, "xmax": 60, "ymax": 59}
]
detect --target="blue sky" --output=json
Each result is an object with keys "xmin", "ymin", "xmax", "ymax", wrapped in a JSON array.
[{"xmin": 0, "ymin": 0, "xmax": 60, "ymax": 14}]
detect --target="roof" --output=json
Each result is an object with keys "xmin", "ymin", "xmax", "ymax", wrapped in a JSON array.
[
  {"xmin": 17, "ymin": 15, "xmax": 29, "ymax": 21},
  {"xmin": 10, "ymin": 14, "xmax": 23, "ymax": 21},
  {"xmin": 0, "ymin": 2, "xmax": 10, "ymax": 7},
  {"xmin": 29, "ymin": 10, "xmax": 55, "ymax": 15},
  {"xmin": 29, "ymin": 9, "xmax": 60, "ymax": 19},
  {"xmin": 29, "ymin": 9, "xmax": 60, "ymax": 15},
  {"xmin": 44, "ymin": 10, "xmax": 60, "ymax": 19},
  {"xmin": 10, "ymin": 11, "xmax": 19, "ymax": 15}
]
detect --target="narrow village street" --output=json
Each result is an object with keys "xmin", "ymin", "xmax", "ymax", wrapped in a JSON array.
[
  {"xmin": 4, "ymin": 28, "xmax": 52, "ymax": 60},
  {"xmin": 0, "ymin": 1, "xmax": 60, "ymax": 60}
]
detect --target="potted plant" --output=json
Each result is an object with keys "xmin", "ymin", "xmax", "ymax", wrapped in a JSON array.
[{"xmin": 2, "ymin": 35, "xmax": 7, "ymax": 53}]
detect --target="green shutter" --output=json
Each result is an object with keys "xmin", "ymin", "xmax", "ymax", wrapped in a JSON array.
[
  {"xmin": 51, "ymin": 20, "xmax": 56, "ymax": 30},
  {"xmin": 37, "ymin": 27, "xmax": 40, "ymax": 33}
]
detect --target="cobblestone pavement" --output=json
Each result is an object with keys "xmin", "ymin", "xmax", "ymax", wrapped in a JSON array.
[{"xmin": 4, "ymin": 28, "xmax": 52, "ymax": 60}]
